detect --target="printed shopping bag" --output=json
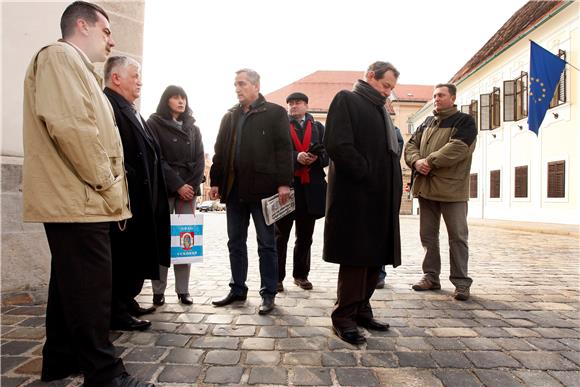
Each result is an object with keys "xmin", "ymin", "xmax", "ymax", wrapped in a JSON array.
[{"xmin": 170, "ymin": 213, "xmax": 203, "ymax": 265}]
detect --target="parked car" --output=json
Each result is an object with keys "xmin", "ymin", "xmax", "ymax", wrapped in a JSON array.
[{"xmin": 197, "ymin": 200, "xmax": 215, "ymax": 212}]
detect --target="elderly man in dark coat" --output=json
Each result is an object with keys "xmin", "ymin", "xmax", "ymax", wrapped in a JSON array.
[
  {"xmin": 104, "ymin": 56, "xmax": 170, "ymax": 331},
  {"xmin": 323, "ymin": 61, "xmax": 402, "ymax": 345}
]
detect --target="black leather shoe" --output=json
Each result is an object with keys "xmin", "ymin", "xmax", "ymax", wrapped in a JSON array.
[
  {"xmin": 294, "ymin": 278, "xmax": 313, "ymax": 290},
  {"xmin": 111, "ymin": 315, "xmax": 152, "ymax": 331},
  {"xmin": 258, "ymin": 297, "xmax": 275, "ymax": 315},
  {"xmin": 357, "ymin": 318, "xmax": 390, "ymax": 331},
  {"xmin": 103, "ymin": 372, "xmax": 155, "ymax": 387},
  {"xmin": 212, "ymin": 292, "xmax": 247, "ymax": 306},
  {"xmin": 332, "ymin": 326, "xmax": 366, "ymax": 345},
  {"xmin": 152, "ymin": 294, "xmax": 165, "ymax": 306},
  {"xmin": 178, "ymin": 293, "xmax": 193, "ymax": 305},
  {"xmin": 129, "ymin": 305, "xmax": 156, "ymax": 317}
]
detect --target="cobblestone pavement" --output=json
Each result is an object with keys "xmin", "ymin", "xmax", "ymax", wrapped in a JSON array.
[{"xmin": 2, "ymin": 214, "xmax": 579, "ymax": 386}]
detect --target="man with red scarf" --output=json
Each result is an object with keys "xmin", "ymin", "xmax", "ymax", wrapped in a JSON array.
[{"xmin": 275, "ymin": 92, "xmax": 328, "ymax": 292}]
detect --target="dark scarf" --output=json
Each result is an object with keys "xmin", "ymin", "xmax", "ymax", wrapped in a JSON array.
[{"xmin": 353, "ymin": 80, "xmax": 399, "ymax": 155}]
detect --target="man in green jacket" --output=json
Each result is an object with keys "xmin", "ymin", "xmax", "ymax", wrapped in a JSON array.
[{"xmin": 404, "ymin": 83, "xmax": 477, "ymax": 301}]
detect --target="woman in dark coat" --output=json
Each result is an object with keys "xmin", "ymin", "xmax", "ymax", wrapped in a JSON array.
[{"xmin": 148, "ymin": 85, "xmax": 205, "ymax": 306}]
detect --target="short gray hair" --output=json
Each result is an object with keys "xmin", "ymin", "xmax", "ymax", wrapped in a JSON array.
[
  {"xmin": 366, "ymin": 61, "xmax": 400, "ymax": 80},
  {"xmin": 104, "ymin": 55, "xmax": 140, "ymax": 83},
  {"xmin": 236, "ymin": 68, "xmax": 260, "ymax": 85}
]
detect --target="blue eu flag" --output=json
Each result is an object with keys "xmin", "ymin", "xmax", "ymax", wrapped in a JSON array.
[{"xmin": 528, "ymin": 41, "xmax": 566, "ymax": 135}]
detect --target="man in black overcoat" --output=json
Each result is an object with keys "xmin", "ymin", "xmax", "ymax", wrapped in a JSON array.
[
  {"xmin": 104, "ymin": 56, "xmax": 170, "ymax": 331},
  {"xmin": 323, "ymin": 61, "xmax": 402, "ymax": 345}
]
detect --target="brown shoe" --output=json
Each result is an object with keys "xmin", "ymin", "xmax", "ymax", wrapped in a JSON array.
[
  {"xmin": 294, "ymin": 278, "xmax": 313, "ymax": 290},
  {"xmin": 453, "ymin": 286, "xmax": 470, "ymax": 301},
  {"xmin": 277, "ymin": 282, "xmax": 284, "ymax": 292},
  {"xmin": 412, "ymin": 277, "xmax": 441, "ymax": 291}
]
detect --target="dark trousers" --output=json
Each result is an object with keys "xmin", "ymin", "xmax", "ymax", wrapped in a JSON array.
[
  {"xmin": 275, "ymin": 211, "xmax": 316, "ymax": 281},
  {"xmin": 331, "ymin": 264, "xmax": 381, "ymax": 330},
  {"xmin": 226, "ymin": 184, "xmax": 278, "ymax": 298},
  {"xmin": 42, "ymin": 223, "xmax": 125, "ymax": 386}
]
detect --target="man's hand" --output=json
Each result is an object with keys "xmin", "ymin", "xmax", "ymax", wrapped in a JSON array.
[
  {"xmin": 277, "ymin": 185, "xmax": 291, "ymax": 205},
  {"xmin": 210, "ymin": 186, "xmax": 220, "ymax": 200},
  {"xmin": 414, "ymin": 159, "xmax": 432, "ymax": 175},
  {"xmin": 297, "ymin": 152, "xmax": 318, "ymax": 166},
  {"xmin": 177, "ymin": 184, "xmax": 195, "ymax": 200}
]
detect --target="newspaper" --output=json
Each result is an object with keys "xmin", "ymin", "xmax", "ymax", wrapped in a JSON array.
[{"xmin": 261, "ymin": 189, "xmax": 295, "ymax": 226}]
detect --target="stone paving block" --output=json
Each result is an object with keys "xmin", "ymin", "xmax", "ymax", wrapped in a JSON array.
[
  {"xmin": 1, "ymin": 341, "xmax": 39, "ymax": 355},
  {"xmin": 123, "ymin": 363, "xmax": 159, "ymax": 382},
  {"xmin": 366, "ymin": 337, "xmax": 396, "ymax": 351},
  {"xmin": 283, "ymin": 352, "xmax": 322, "ymax": 366},
  {"xmin": 163, "ymin": 348, "xmax": 204, "ymax": 364},
  {"xmin": 549, "ymin": 370, "xmax": 580, "ymax": 387},
  {"xmin": 396, "ymin": 337, "xmax": 433, "ymax": 351},
  {"xmin": 433, "ymin": 369, "xmax": 482, "ymax": 387},
  {"xmin": 1, "ymin": 356, "xmax": 27, "ymax": 373},
  {"xmin": 321, "ymin": 351, "xmax": 356, "ymax": 367},
  {"xmin": 18, "ymin": 317, "xmax": 45, "ymax": 327},
  {"xmin": 257, "ymin": 326, "xmax": 288, "ymax": 338},
  {"xmin": 513, "ymin": 370, "xmax": 563, "ymax": 387},
  {"xmin": 191, "ymin": 336, "xmax": 239, "ymax": 349},
  {"xmin": 13, "ymin": 357, "xmax": 41, "ymax": 375},
  {"xmin": 150, "ymin": 322, "xmax": 179, "ymax": 332},
  {"xmin": 25, "ymin": 379, "xmax": 72, "ymax": 387},
  {"xmin": 328, "ymin": 337, "xmax": 359, "ymax": 350},
  {"xmin": 396, "ymin": 327, "xmax": 428, "ymax": 337},
  {"xmin": 335, "ymin": 368, "xmax": 379, "ymax": 386},
  {"xmin": 559, "ymin": 338, "xmax": 580, "ymax": 351},
  {"xmin": 204, "ymin": 366, "xmax": 244, "ymax": 384},
  {"xmin": 126, "ymin": 332, "xmax": 157, "ymax": 346},
  {"xmin": 473, "ymin": 327, "xmax": 512, "ymax": 337},
  {"xmin": 241, "ymin": 337, "xmax": 275, "ymax": 350},
  {"xmin": 205, "ymin": 314, "xmax": 234, "ymax": 324},
  {"xmin": 142, "ymin": 312, "xmax": 176, "ymax": 322},
  {"xmin": 277, "ymin": 337, "xmax": 326, "ymax": 351},
  {"xmin": 0, "ymin": 377, "xmax": 30, "ymax": 387},
  {"xmin": 308, "ymin": 317, "xmax": 332, "ymax": 327},
  {"xmin": 375, "ymin": 368, "xmax": 443, "ymax": 386},
  {"xmin": 248, "ymin": 367, "xmax": 287, "ymax": 385},
  {"xmin": 276, "ymin": 315, "xmax": 308, "ymax": 325},
  {"xmin": 156, "ymin": 333, "xmax": 191, "ymax": 347},
  {"xmin": 245, "ymin": 350, "xmax": 280, "ymax": 365},
  {"xmin": 157, "ymin": 365, "xmax": 202, "ymax": 383},
  {"xmin": 3, "ymin": 328, "xmax": 45, "ymax": 340},
  {"xmin": 473, "ymin": 369, "xmax": 524, "ymax": 387},
  {"xmin": 526, "ymin": 337, "xmax": 571, "ymax": 351},
  {"xmin": 426, "ymin": 337, "xmax": 467, "ymax": 350},
  {"xmin": 493, "ymin": 338, "xmax": 535, "ymax": 351},
  {"xmin": 124, "ymin": 347, "xmax": 166, "ymax": 362},
  {"xmin": 460, "ymin": 337, "xmax": 501, "ymax": 350},
  {"xmin": 437, "ymin": 318, "xmax": 479, "ymax": 327},
  {"xmin": 427, "ymin": 327, "xmax": 478, "ymax": 337},
  {"xmin": 176, "ymin": 323, "xmax": 209, "ymax": 335},
  {"xmin": 411, "ymin": 318, "xmax": 439, "ymax": 327},
  {"xmin": 289, "ymin": 326, "xmax": 331, "ymax": 337},
  {"xmin": 236, "ymin": 315, "xmax": 275, "ymax": 326},
  {"xmin": 397, "ymin": 351, "xmax": 437, "ymax": 368},
  {"xmin": 561, "ymin": 351, "xmax": 580, "ymax": 366},
  {"xmin": 0, "ymin": 315, "xmax": 26, "ymax": 325},
  {"xmin": 534, "ymin": 327, "xmax": 579, "ymax": 338},
  {"xmin": 5, "ymin": 307, "xmax": 45, "ymax": 316},
  {"xmin": 212, "ymin": 324, "xmax": 256, "ymax": 336},
  {"xmin": 476, "ymin": 318, "xmax": 511, "ymax": 327},
  {"xmin": 510, "ymin": 351, "xmax": 577, "ymax": 370},
  {"xmin": 465, "ymin": 351, "xmax": 521, "ymax": 368},
  {"xmin": 503, "ymin": 327, "xmax": 541, "ymax": 337},
  {"xmin": 291, "ymin": 367, "xmax": 332, "ymax": 386},
  {"xmin": 431, "ymin": 351, "xmax": 472, "ymax": 368},
  {"xmin": 174, "ymin": 313, "xmax": 204, "ymax": 323},
  {"xmin": 361, "ymin": 352, "xmax": 398, "ymax": 367},
  {"xmin": 471, "ymin": 310, "xmax": 502, "ymax": 319},
  {"xmin": 204, "ymin": 349, "xmax": 240, "ymax": 365},
  {"xmin": 505, "ymin": 318, "xmax": 536, "ymax": 327}
]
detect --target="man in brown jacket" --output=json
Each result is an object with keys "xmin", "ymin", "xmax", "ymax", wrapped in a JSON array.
[
  {"xmin": 22, "ymin": 2, "xmax": 151, "ymax": 386},
  {"xmin": 404, "ymin": 83, "xmax": 477, "ymax": 301}
]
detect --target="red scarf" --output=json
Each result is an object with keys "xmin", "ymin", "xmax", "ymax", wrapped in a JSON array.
[{"xmin": 290, "ymin": 120, "xmax": 312, "ymax": 184}]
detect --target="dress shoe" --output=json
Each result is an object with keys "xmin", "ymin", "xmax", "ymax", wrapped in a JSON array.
[
  {"xmin": 103, "ymin": 372, "xmax": 155, "ymax": 387},
  {"xmin": 258, "ymin": 297, "xmax": 275, "ymax": 315},
  {"xmin": 277, "ymin": 282, "xmax": 284, "ymax": 292},
  {"xmin": 152, "ymin": 294, "xmax": 165, "ymax": 306},
  {"xmin": 412, "ymin": 277, "xmax": 441, "ymax": 291},
  {"xmin": 357, "ymin": 318, "xmax": 390, "ymax": 331},
  {"xmin": 453, "ymin": 286, "xmax": 470, "ymax": 301},
  {"xmin": 294, "ymin": 278, "xmax": 313, "ymax": 290},
  {"xmin": 178, "ymin": 293, "xmax": 193, "ymax": 305},
  {"xmin": 129, "ymin": 305, "xmax": 156, "ymax": 317},
  {"xmin": 212, "ymin": 292, "xmax": 247, "ymax": 307},
  {"xmin": 332, "ymin": 326, "xmax": 366, "ymax": 345},
  {"xmin": 111, "ymin": 315, "xmax": 152, "ymax": 331},
  {"xmin": 375, "ymin": 279, "xmax": 385, "ymax": 289}
]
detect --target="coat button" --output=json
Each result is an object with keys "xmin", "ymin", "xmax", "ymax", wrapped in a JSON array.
[
  {"xmin": 96, "ymin": 185, "xmax": 102, "ymax": 190},
  {"xmin": 186, "ymin": 141, "xmax": 190, "ymax": 144},
  {"xmin": 172, "ymin": 138, "xmax": 178, "ymax": 142}
]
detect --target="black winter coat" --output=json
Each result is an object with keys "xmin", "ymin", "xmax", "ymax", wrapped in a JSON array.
[
  {"xmin": 147, "ymin": 113, "xmax": 205, "ymax": 197},
  {"xmin": 210, "ymin": 94, "xmax": 293, "ymax": 202},
  {"xmin": 104, "ymin": 88, "xmax": 170, "ymax": 279},
  {"xmin": 289, "ymin": 113, "xmax": 328, "ymax": 218},
  {"xmin": 323, "ymin": 90, "xmax": 402, "ymax": 267}
]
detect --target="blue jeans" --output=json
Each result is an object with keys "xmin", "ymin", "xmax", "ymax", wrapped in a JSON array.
[{"xmin": 226, "ymin": 185, "xmax": 278, "ymax": 298}]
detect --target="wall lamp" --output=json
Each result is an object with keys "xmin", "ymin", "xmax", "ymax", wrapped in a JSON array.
[
  {"xmin": 517, "ymin": 125, "xmax": 523, "ymax": 130},
  {"xmin": 552, "ymin": 112, "xmax": 559, "ymax": 119}
]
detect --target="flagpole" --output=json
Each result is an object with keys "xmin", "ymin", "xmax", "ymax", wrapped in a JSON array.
[{"xmin": 565, "ymin": 62, "xmax": 580, "ymax": 72}]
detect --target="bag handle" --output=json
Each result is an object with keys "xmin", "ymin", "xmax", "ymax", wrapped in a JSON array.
[{"xmin": 175, "ymin": 198, "xmax": 196, "ymax": 214}]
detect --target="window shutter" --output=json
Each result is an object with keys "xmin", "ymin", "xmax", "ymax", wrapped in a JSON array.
[
  {"xmin": 461, "ymin": 105, "xmax": 470, "ymax": 114},
  {"xmin": 504, "ymin": 80, "xmax": 515, "ymax": 122},
  {"xmin": 470, "ymin": 173, "xmax": 478, "ymax": 198},
  {"xmin": 480, "ymin": 93, "xmax": 491, "ymax": 130},
  {"xmin": 470, "ymin": 100, "xmax": 479, "ymax": 130},
  {"xmin": 548, "ymin": 161, "xmax": 565, "ymax": 198},
  {"xmin": 514, "ymin": 166, "xmax": 528, "ymax": 198},
  {"xmin": 490, "ymin": 170, "xmax": 500, "ymax": 198},
  {"xmin": 550, "ymin": 50, "xmax": 567, "ymax": 108},
  {"xmin": 492, "ymin": 87, "xmax": 501, "ymax": 128}
]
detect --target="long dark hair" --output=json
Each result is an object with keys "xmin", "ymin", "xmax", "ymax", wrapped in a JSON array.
[{"xmin": 156, "ymin": 85, "xmax": 193, "ymax": 121}]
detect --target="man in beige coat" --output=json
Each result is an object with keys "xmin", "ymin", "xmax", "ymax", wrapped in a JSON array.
[
  {"xmin": 22, "ymin": 2, "xmax": 152, "ymax": 386},
  {"xmin": 404, "ymin": 83, "xmax": 477, "ymax": 301}
]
